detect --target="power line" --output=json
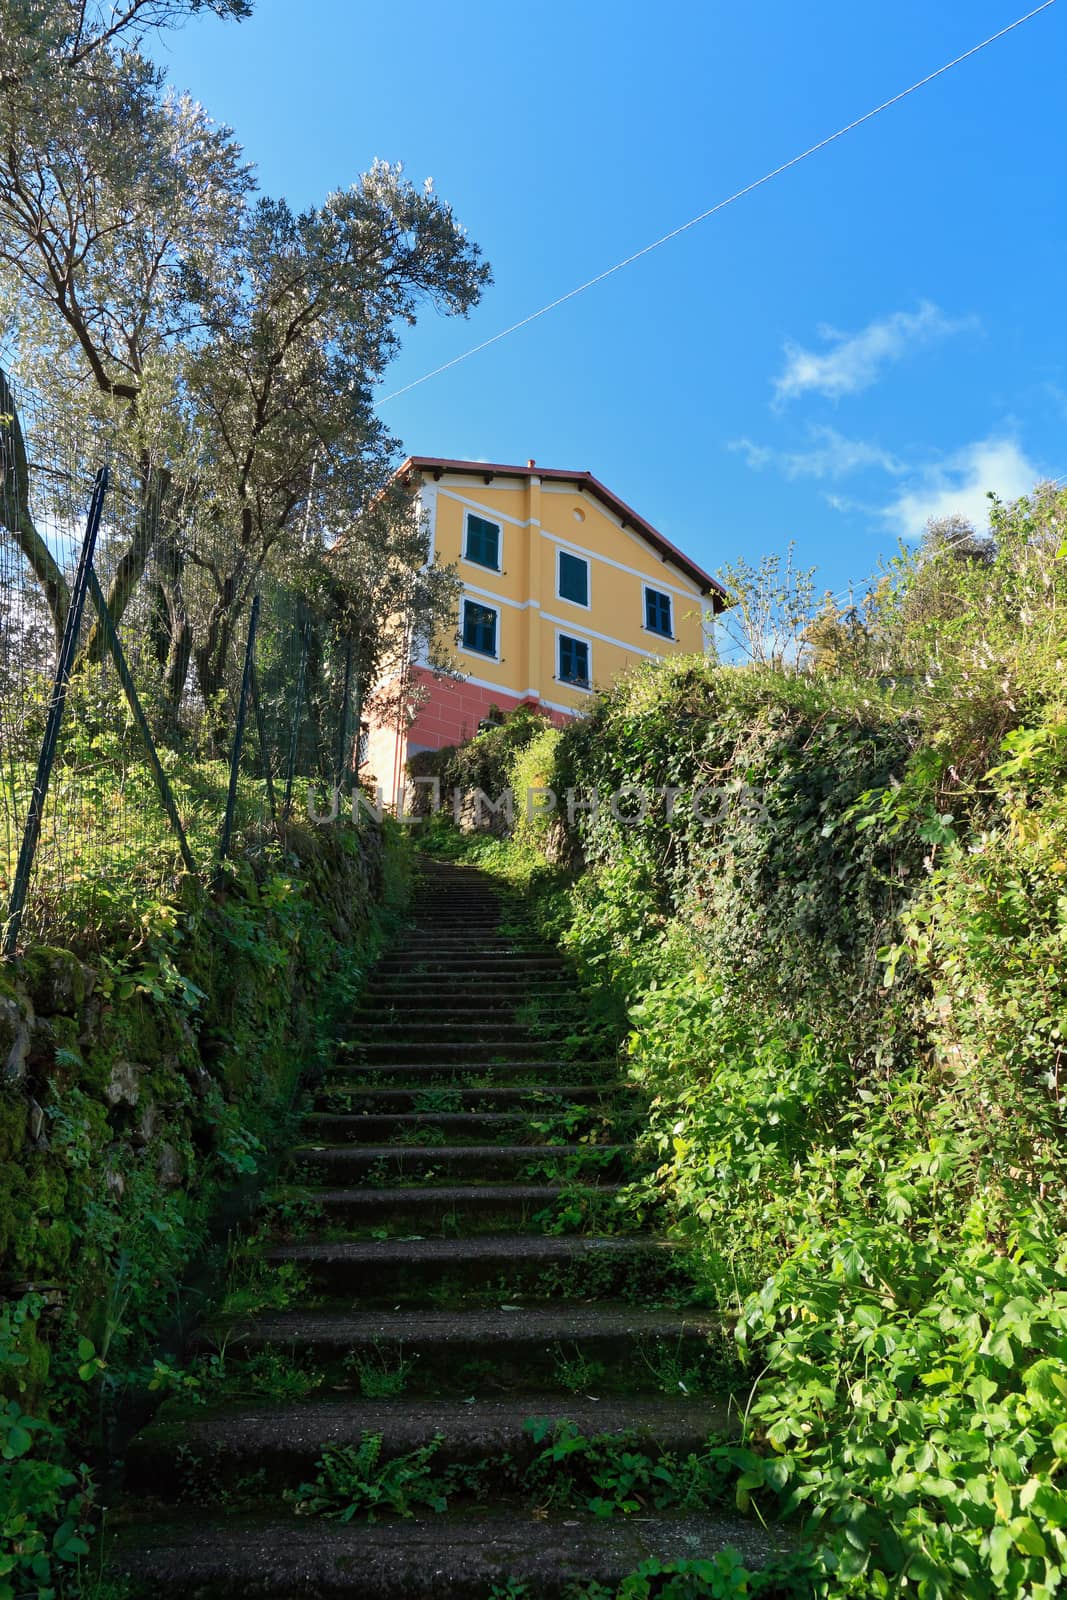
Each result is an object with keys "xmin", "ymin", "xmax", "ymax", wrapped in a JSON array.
[{"xmin": 377, "ymin": 1, "xmax": 1057, "ymax": 408}]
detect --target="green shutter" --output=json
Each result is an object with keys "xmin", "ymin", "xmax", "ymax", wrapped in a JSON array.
[
  {"xmin": 645, "ymin": 588, "xmax": 672, "ymax": 637},
  {"xmin": 465, "ymin": 514, "xmax": 500, "ymax": 570},
  {"xmin": 463, "ymin": 600, "xmax": 497, "ymax": 656},
  {"xmin": 558, "ymin": 551, "xmax": 589, "ymax": 606},
  {"xmin": 559, "ymin": 634, "xmax": 590, "ymax": 685}
]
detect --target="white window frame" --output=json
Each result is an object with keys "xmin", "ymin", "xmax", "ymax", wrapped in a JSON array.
[
  {"xmin": 555, "ymin": 547, "xmax": 590, "ymax": 609},
  {"xmin": 459, "ymin": 595, "xmax": 501, "ymax": 661},
  {"xmin": 555, "ymin": 629, "xmax": 593, "ymax": 692},
  {"xmin": 643, "ymin": 584, "xmax": 674, "ymax": 640},
  {"xmin": 462, "ymin": 510, "xmax": 503, "ymax": 574}
]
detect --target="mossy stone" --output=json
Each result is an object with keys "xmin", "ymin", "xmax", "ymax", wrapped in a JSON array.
[{"xmin": 18, "ymin": 946, "xmax": 92, "ymax": 1016}]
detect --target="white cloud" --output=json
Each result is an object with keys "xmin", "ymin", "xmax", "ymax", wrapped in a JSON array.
[
  {"xmin": 773, "ymin": 302, "xmax": 974, "ymax": 405},
  {"xmin": 882, "ymin": 437, "xmax": 1042, "ymax": 538},
  {"xmin": 731, "ymin": 425, "xmax": 904, "ymax": 481},
  {"xmin": 823, "ymin": 491, "xmax": 874, "ymax": 516}
]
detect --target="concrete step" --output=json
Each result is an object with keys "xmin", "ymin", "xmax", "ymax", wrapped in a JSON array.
[
  {"xmin": 405, "ymin": 903, "xmax": 504, "ymax": 910},
  {"xmin": 338, "ymin": 1040, "xmax": 593, "ymax": 1064},
  {"xmin": 393, "ymin": 938, "xmax": 516, "ymax": 949},
  {"xmin": 114, "ymin": 1510, "xmax": 786, "ymax": 1597},
  {"xmin": 357, "ymin": 982, "xmax": 576, "ymax": 1006},
  {"xmin": 369, "ymin": 961, "xmax": 564, "ymax": 973},
  {"xmin": 292, "ymin": 1142, "xmax": 631, "ymax": 1183},
  {"xmin": 395, "ymin": 928, "xmax": 537, "ymax": 934},
  {"xmin": 406, "ymin": 893, "xmax": 503, "ymax": 901},
  {"xmin": 345, "ymin": 1021, "xmax": 555, "ymax": 1043},
  {"xmin": 370, "ymin": 969, "xmax": 568, "ymax": 987},
  {"xmin": 374, "ymin": 956, "xmax": 566, "ymax": 975},
  {"xmin": 349, "ymin": 995, "xmax": 584, "ymax": 1017},
  {"xmin": 276, "ymin": 1182, "xmax": 624, "ymax": 1232},
  {"xmin": 379, "ymin": 940, "xmax": 557, "ymax": 952},
  {"xmin": 264, "ymin": 1234, "xmax": 677, "ymax": 1297},
  {"xmin": 397, "ymin": 924, "xmax": 539, "ymax": 935},
  {"xmin": 320, "ymin": 1060, "xmax": 614, "ymax": 1086},
  {"xmin": 311, "ymin": 1085, "xmax": 625, "ymax": 1113},
  {"xmin": 302, "ymin": 1111, "xmax": 536, "ymax": 1143},
  {"xmin": 195, "ymin": 1304, "xmax": 720, "ymax": 1393},
  {"xmin": 302, "ymin": 1110, "xmax": 630, "ymax": 1144},
  {"xmin": 126, "ymin": 1393, "xmax": 732, "ymax": 1494},
  {"xmin": 404, "ymin": 896, "xmax": 505, "ymax": 905},
  {"xmin": 397, "ymin": 928, "xmax": 511, "ymax": 934},
  {"xmin": 367, "ymin": 960, "xmax": 563, "ymax": 972},
  {"xmin": 407, "ymin": 909, "xmax": 514, "ymax": 918}
]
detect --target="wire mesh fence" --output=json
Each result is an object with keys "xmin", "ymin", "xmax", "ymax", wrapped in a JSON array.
[{"xmin": 0, "ymin": 374, "xmax": 363, "ymax": 952}]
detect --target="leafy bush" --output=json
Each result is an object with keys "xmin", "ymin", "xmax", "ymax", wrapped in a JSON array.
[
  {"xmin": 424, "ymin": 498, "xmax": 1067, "ymax": 1595},
  {"xmin": 0, "ymin": 816, "xmax": 411, "ymax": 1593},
  {"xmin": 406, "ymin": 704, "xmax": 551, "ymax": 815},
  {"xmin": 0, "ymin": 1296, "xmax": 94, "ymax": 1600}
]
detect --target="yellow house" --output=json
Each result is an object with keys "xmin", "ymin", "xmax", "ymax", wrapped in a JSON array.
[{"xmin": 364, "ymin": 456, "xmax": 726, "ymax": 802}]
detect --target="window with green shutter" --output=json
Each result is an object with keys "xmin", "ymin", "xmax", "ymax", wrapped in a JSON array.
[
  {"xmin": 462, "ymin": 599, "xmax": 498, "ymax": 657},
  {"xmin": 644, "ymin": 587, "xmax": 673, "ymax": 637},
  {"xmin": 464, "ymin": 513, "xmax": 500, "ymax": 570},
  {"xmin": 558, "ymin": 634, "xmax": 590, "ymax": 687},
  {"xmin": 557, "ymin": 550, "xmax": 589, "ymax": 606}
]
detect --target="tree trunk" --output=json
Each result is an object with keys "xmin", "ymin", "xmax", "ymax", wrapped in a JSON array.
[
  {"xmin": 149, "ymin": 531, "xmax": 194, "ymax": 730},
  {"xmin": 79, "ymin": 458, "xmax": 171, "ymax": 665},
  {"xmin": 201, "ymin": 587, "xmax": 233, "ymax": 694},
  {"xmin": 0, "ymin": 368, "xmax": 71, "ymax": 648}
]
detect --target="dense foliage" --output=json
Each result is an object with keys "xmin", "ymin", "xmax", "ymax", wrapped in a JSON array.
[
  {"xmin": 406, "ymin": 705, "xmax": 552, "ymax": 819},
  {"xmin": 0, "ymin": 0, "xmax": 486, "ymax": 727},
  {"xmin": 0, "ymin": 816, "xmax": 411, "ymax": 1597},
  {"xmin": 426, "ymin": 484, "xmax": 1067, "ymax": 1597}
]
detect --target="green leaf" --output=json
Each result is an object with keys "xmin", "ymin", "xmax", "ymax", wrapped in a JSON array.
[
  {"xmin": 3, "ymin": 1422, "xmax": 32, "ymax": 1459},
  {"xmin": 1014, "ymin": 1518, "xmax": 1045, "ymax": 1558},
  {"xmin": 52, "ymin": 1520, "xmax": 90, "ymax": 1563},
  {"xmin": 993, "ymin": 1474, "xmax": 1014, "ymax": 1522},
  {"xmin": 988, "ymin": 1525, "xmax": 1014, "ymax": 1580}
]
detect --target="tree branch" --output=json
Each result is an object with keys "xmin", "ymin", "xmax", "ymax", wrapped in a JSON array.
[{"xmin": 0, "ymin": 367, "xmax": 72, "ymax": 644}]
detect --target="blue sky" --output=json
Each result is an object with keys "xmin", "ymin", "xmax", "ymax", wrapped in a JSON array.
[{"xmin": 159, "ymin": 0, "xmax": 1065, "ymax": 601}]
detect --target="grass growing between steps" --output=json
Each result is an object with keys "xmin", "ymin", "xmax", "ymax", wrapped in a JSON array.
[
  {"xmin": 486, "ymin": 1560, "xmax": 802, "ymax": 1600},
  {"xmin": 100, "ymin": 850, "xmax": 811, "ymax": 1599},
  {"xmin": 286, "ymin": 1417, "xmax": 738, "ymax": 1522},
  {"xmin": 278, "ymin": 1419, "xmax": 807, "ymax": 1597}
]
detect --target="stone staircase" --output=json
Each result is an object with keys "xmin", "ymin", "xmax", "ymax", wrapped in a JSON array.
[{"xmin": 114, "ymin": 856, "xmax": 785, "ymax": 1596}]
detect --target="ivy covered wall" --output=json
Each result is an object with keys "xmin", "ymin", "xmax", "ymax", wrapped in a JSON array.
[{"xmin": 1, "ymin": 817, "xmax": 409, "ymax": 1592}]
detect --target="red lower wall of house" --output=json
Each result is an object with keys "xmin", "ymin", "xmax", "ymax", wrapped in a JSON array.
[
  {"xmin": 407, "ymin": 669, "xmax": 569, "ymax": 752},
  {"xmin": 362, "ymin": 668, "xmax": 572, "ymax": 806}
]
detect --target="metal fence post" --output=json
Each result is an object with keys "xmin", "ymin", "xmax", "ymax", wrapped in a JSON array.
[
  {"xmin": 282, "ymin": 617, "xmax": 311, "ymax": 820},
  {"xmin": 3, "ymin": 467, "xmax": 108, "ymax": 957},
  {"xmin": 218, "ymin": 594, "xmax": 260, "ymax": 864},
  {"xmin": 334, "ymin": 638, "xmax": 353, "ymax": 788},
  {"xmin": 249, "ymin": 660, "xmax": 276, "ymax": 823}
]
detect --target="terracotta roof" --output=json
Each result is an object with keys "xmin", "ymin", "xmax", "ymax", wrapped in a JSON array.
[{"xmin": 398, "ymin": 456, "xmax": 728, "ymax": 607}]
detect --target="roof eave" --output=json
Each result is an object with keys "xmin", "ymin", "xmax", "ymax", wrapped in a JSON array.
[{"xmin": 398, "ymin": 456, "xmax": 729, "ymax": 609}]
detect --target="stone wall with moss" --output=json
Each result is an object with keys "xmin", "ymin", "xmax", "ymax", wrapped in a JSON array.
[{"xmin": 0, "ymin": 816, "xmax": 407, "ymax": 1421}]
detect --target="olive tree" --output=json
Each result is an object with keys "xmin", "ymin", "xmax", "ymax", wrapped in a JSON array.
[{"xmin": 0, "ymin": 0, "xmax": 251, "ymax": 648}]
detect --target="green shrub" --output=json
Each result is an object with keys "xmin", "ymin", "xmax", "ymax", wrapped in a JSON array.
[
  {"xmin": 406, "ymin": 704, "xmax": 551, "ymax": 814},
  {"xmin": 422, "ymin": 522, "xmax": 1067, "ymax": 1594},
  {"xmin": 0, "ymin": 816, "xmax": 410, "ymax": 1594}
]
